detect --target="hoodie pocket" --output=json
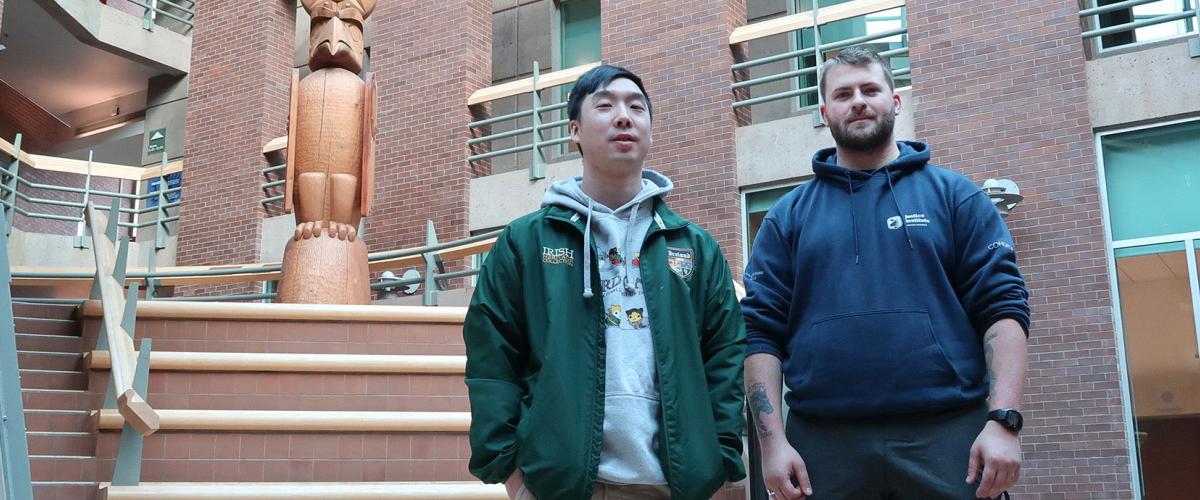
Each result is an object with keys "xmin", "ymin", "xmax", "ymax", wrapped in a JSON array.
[{"xmin": 801, "ymin": 309, "xmax": 961, "ymax": 402}]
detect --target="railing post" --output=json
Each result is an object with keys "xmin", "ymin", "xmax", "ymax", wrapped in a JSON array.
[
  {"xmin": 3, "ymin": 134, "xmax": 22, "ymax": 236},
  {"xmin": 1190, "ymin": 0, "xmax": 1200, "ymax": 57},
  {"xmin": 422, "ymin": 220, "xmax": 447, "ymax": 306},
  {"xmin": 75, "ymin": 151, "xmax": 94, "ymax": 248},
  {"xmin": 811, "ymin": 0, "xmax": 826, "ymax": 128},
  {"xmin": 144, "ymin": 0, "xmax": 158, "ymax": 31},
  {"xmin": 0, "ymin": 211, "xmax": 35, "ymax": 500},
  {"xmin": 529, "ymin": 61, "xmax": 546, "ymax": 180},
  {"xmin": 111, "ymin": 285, "xmax": 146, "ymax": 486},
  {"xmin": 155, "ymin": 155, "xmax": 168, "ymax": 251}
]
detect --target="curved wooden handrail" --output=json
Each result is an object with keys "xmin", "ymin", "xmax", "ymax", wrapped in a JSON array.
[
  {"xmin": 87, "ymin": 351, "xmax": 467, "ymax": 373},
  {"xmin": 11, "ymin": 237, "xmax": 496, "ymax": 288},
  {"xmin": 85, "ymin": 203, "xmax": 159, "ymax": 436},
  {"xmin": 99, "ymin": 482, "xmax": 507, "ymax": 500},
  {"xmin": 729, "ymin": 0, "xmax": 905, "ymax": 45},
  {"xmin": 95, "ymin": 409, "xmax": 471, "ymax": 432},
  {"xmin": 2, "ymin": 136, "xmax": 184, "ymax": 181},
  {"xmin": 81, "ymin": 301, "xmax": 467, "ymax": 323}
]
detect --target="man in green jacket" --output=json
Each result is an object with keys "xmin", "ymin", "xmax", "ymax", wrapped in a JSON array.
[{"xmin": 463, "ymin": 65, "xmax": 747, "ymax": 500}]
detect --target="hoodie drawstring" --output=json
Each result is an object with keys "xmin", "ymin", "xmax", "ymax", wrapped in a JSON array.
[
  {"xmin": 884, "ymin": 168, "xmax": 915, "ymax": 250},
  {"xmin": 845, "ymin": 172, "xmax": 862, "ymax": 265},
  {"xmin": 582, "ymin": 198, "xmax": 595, "ymax": 298},
  {"xmin": 623, "ymin": 203, "xmax": 639, "ymax": 296}
]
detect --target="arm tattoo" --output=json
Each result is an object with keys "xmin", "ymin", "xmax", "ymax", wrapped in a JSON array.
[
  {"xmin": 748, "ymin": 382, "xmax": 775, "ymax": 438},
  {"xmin": 983, "ymin": 331, "xmax": 999, "ymax": 403}
]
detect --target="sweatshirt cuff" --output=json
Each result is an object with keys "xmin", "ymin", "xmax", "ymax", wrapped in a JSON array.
[
  {"xmin": 984, "ymin": 310, "xmax": 1030, "ymax": 338},
  {"xmin": 745, "ymin": 340, "xmax": 785, "ymax": 360}
]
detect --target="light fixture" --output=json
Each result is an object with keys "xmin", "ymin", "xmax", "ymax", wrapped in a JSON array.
[{"xmin": 982, "ymin": 178, "xmax": 1023, "ymax": 218}]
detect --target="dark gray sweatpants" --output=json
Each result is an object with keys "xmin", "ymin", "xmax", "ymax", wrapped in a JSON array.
[{"xmin": 785, "ymin": 401, "xmax": 997, "ymax": 500}]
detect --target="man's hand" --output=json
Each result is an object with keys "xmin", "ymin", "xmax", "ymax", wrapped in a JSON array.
[
  {"xmin": 761, "ymin": 441, "xmax": 814, "ymax": 500},
  {"xmin": 505, "ymin": 469, "xmax": 525, "ymax": 499},
  {"xmin": 966, "ymin": 421, "xmax": 1021, "ymax": 498}
]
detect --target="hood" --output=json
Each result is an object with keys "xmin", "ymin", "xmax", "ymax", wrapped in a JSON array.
[
  {"xmin": 541, "ymin": 170, "xmax": 674, "ymax": 298},
  {"xmin": 812, "ymin": 141, "xmax": 930, "ymax": 191},
  {"xmin": 541, "ymin": 169, "xmax": 674, "ymax": 214}
]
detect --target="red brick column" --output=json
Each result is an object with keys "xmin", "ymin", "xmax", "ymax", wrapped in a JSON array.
[
  {"xmin": 908, "ymin": 2, "xmax": 1132, "ymax": 497},
  {"xmin": 178, "ymin": 0, "xmax": 294, "ymax": 295},
  {"xmin": 365, "ymin": 0, "xmax": 491, "ymax": 251},
  {"xmin": 601, "ymin": 0, "xmax": 746, "ymax": 272}
]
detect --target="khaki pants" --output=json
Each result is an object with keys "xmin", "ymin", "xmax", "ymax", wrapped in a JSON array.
[{"xmin": 516, "ymin": 482, "xmax": 670, "ymax": 500}]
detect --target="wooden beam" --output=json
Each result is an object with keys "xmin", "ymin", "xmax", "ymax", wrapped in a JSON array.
[
  {"xmin": 88, "ymin": 351, "xmax": 467, "ymax": 374},
  {"xmin": 262, "ymin": 136, "xmax": 288, "ymax": 155},
  {"xmin": 99, "ymin": 482, "xmax": 507, "ymax": 500},
  {"xmin": 0, "ymin": 136, "xmax": 185, "ymax": 181},
  {"xmin": 95, "ymin": 409, "xmax": 471, "ymax": 432},
  {"xmin": 467, "ymin": 62, "xmax": 601, "ymax": 106},
  {"xmin": 81, "ymin": 301, "xmax": 468, "ymax": 323},
  {"xmin": 27, "ymin": 154, "xmax": 184, "ymax": 181},
  {"xmin": 729, "ymin": 0, "xmax": 905, "ymax": 45}
]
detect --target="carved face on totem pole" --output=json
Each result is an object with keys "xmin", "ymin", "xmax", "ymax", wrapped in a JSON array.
[{"xmin": 303, "ymin": 0, "xmax": 376, "ymax": 73}]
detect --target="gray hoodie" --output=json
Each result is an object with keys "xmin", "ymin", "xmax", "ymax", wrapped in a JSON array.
[{"xmin": 541, "ymin": 170, "xmax": 674, "ymax": 485}]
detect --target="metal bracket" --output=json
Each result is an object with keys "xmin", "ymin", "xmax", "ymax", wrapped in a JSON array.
[{"xmin": 1189, "ymin": 37, "xmax": 1200, "ymax": 58}]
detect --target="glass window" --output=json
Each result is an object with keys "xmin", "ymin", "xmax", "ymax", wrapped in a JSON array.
[
  {"xmin": 1102, "ymin": 119, "xmax": 1200, "ymax": 498},
  {"xmin": 560, "ymin": 0, "xmax": 601, "ymax": 69},
  {"xmin": 1102, "ymin": 120, "xmax": 1200, "ymax": 241},
  {"xmin": 1112, "ymin": 242, "xmax": 1200, "ymax": 499},
  {"xmin": 744, "ymin": 184, "xmax": 801, "ymax": 258}
]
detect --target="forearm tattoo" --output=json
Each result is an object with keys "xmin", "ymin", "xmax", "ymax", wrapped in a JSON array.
[
  {"xmin": 984, "ymin": 330, "xmax": 999, "ymax": 403},
  {"xmin": 748, "ymin": 382, "xmax": 775, "ymax": 438}
]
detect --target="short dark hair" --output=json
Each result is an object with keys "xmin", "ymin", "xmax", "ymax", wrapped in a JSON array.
[
  {"xmin": 818, "ymin": 46, "xmax": 895, "ymax": 98},
  {"xmin": 567, "ymin": 65, "xmax": 652, "ymax": 122}
]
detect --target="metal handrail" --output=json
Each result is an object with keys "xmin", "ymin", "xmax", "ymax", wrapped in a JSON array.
[
  {"xmin": 730, "ymin": 2, "xmax": 911, "ymax": 112},
  {"xmin": 1078, "ymin": 0, "xmax": 1200, "ymax": 53},
  {"xmin": 467, "ymin": 61, "xmax": 582, "ymax": 180},
  {"xmin": 125, "ymin": 0, "xmax": 195, "ymax": 33}
]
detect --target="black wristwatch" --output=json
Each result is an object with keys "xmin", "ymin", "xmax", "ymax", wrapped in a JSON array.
[{"xmin": 988, "ymin": 408, "xmax": 1023, "ymax": 433}]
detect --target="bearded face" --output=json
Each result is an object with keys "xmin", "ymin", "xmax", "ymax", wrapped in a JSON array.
[
  {"xmin": 304, "ymin": 0, "xmax": 375, "ymax": 73},
  {"xmin": 827, "ymin": 105, "xmax": 896, "ymax": 152}
]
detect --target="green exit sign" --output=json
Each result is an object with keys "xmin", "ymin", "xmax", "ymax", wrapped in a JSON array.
[{"xmin": 148, "ymin": 128, "xmax": 166, "ymax": 154}]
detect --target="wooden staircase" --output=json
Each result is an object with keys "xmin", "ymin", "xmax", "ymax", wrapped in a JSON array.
[
  {"xmin": 11, "ymin": 298, "xmax": 748, "ymax": 499},
  {"xmin": 12, "ymin": 301, "xmax": 102, "ymax": 500}
]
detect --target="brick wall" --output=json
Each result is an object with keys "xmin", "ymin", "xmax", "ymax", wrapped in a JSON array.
[
  {"xmin": 12, "ymin": 169, "xmax": 126, "ymax": 237},
  {"xmin": 908, "ymin": 2, "xmax": 1132, "ymax": 497},
  {"xmin": 178, "ymin": 0, "xmax": 295, "ymax": 296},
  {"xmin": 601, "ymin": 0, "xmax": 747, "ymax": 272},
  {"xmin": 362, "ymin": 0, "xmax": 491, "ymax": 254}
]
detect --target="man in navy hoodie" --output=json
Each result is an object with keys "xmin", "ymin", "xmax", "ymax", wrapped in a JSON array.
[{"xmin": 741, "ymin": 46, "xmax": 1030, "ymax": 500}]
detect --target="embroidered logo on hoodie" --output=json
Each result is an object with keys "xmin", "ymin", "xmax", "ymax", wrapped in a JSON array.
[
  {"xmin": 542, "ymin": 247, "xmax": 575, "ymax": 266},
  {"xmin": 667, "ymin": 247, "xmax": 694, "ymax": 280}
]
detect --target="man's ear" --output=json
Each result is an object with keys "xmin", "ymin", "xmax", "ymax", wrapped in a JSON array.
[
  {"xmin": 569, "ymin": 120, "xmax": 581, "ymax": 146},
  {"xmin": 819, "ymin": 104, "xmax": 828, "ymax": 122},
  {"xmin": 892, "ymin": 92, "xmax": 902, "ymax": 115}
]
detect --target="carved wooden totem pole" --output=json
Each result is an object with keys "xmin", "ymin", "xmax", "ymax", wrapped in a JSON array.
[{"xmin": 278, "ymin": 0, "xmax": 377, "ymax": 304}]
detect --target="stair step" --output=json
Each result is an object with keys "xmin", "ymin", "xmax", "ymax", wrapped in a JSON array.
[
  {"xmin": 19, "ymin": 350, "xmax": 84, "ymax": 371},
  {"xmin": 20, "ymin": 369, "xmax": 90, "ymax": 391},
  {"xmin": 29, "ymin": 455, "xmax": 98, "ymax": 482},
  {"xmin": 12, "ymin": 301, "xmax": 79, "ymax": 320},
  {"xmin": 98, "ymin": 481, "xmax": 505, "ymax": 499},
  {"xmin": 32, "ymin": 481, "xmax": 100, "ymax": 500},
  {"xmin": 25, "ymin": 409, "xmax": 93, "ymax": 432},
  {"xmin": 15, "ymin": 317, "xmax": 79, "ymax": 336},
  {"xmin": 15, "ymin": 333, "xmax": 85, "ymax": 354},
  {"xmin": 28, "ymin": 431, "xmax": 96, "ymax": 456},
  {"xmin": 22, "ymin": 388, "xmax": 98, "ymax": 411}
]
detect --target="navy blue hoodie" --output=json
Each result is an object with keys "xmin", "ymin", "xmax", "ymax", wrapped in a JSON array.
[{"xmin": 742, "ymin": 141, "xmax": 1029, "ymax": 418}]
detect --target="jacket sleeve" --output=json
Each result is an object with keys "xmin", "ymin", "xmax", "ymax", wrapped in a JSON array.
[
  {"xmin": 952, "ymin": 190, "xmax": 1031, "ymax": 336},
  {"xmin": 741, "ymin": 216, "xmax": 794, "ymax": 360},
  {"xmin": 702, "ymin": 244, "xmax": 748, "ymax": 482},
  {"xmin": 463, "ymin": 227, "xmax": 528, "ymax": 483}
]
